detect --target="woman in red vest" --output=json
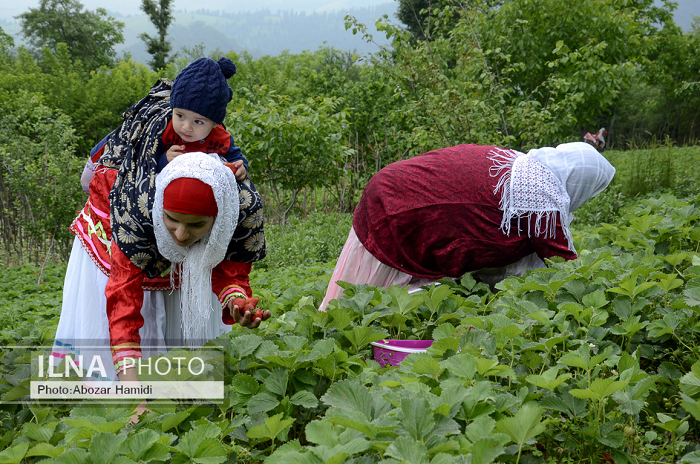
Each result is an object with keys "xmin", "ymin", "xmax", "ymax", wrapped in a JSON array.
[{"xmin": 319, "ymin": 142, "xmax": 615, "ymax": 311}]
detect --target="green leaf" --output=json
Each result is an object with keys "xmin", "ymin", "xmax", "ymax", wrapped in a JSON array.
[
  {"xmin": 320, "ymin": 379, "xmax": 374, "ymax": 420},
  {"xmin": 427, "ymin": 285, "xmax": 454, "ymax": 311},
  {"xmin": 685, "ymin": 280, "xmax": 700, "ymax": 307},
  {"xmin": 341, "ymin": 327, "xmax": 387, "ymax": 352},
  {"xmin": 50, "ymin": 448, "xmax": 89, "ymax": 464},
  {"xmin": 290, "ymin": 390, "xmax": 319, "ymax": 409},
  {"xmin": 310, "ymin": 437, "xmax": 370, "ymax": 463},
  {"xmin": 25, "ymin": 443, "xmax": 64, "ymax": 459},
  {"xmin": 401, "ymin": 396, "xmax": 435, "ymax": 441},
  {"xmin": 231, "ymin": 374, "xmax": 259, "ymax": 396},
  {"xmin": 247, "ymin": 391, "xmax": 281, "ymax": 414},
  {"xmin": 475, "ymin": 357, "xmax": 499, "ymax": 376},
  {"xmin": 328, "ymin": 308, "xmax": 352, "ymax": 330},
  {"xmin": 263, "ymin": 352, "xmax": 300, "ymax": 369},
  {"xmin": 22, "ymin": 421, "xmax": 57, "ymax": 442},
  {"xmin": 540, "ymin": 393, "xmax": 588, "ymax": 418},
  {"xmin": 247, "ymin": 413, "xmax": 295, "ymax": 441},
  {"xmin": 2, "ymin": 385, "xmax": 29, "ymax": 402},
  {"xmin": 681, "ymin": 450, "xmax": 700, "ymax": 463},
  {"xmin": 498, "ymin": 324, "xmax": 523, "ymax": 339},
  {"xmin": 570, "ymin": 378, "xmax": 628, "ymax": 400},
  {"xmin": 176, "ymin": 422, "xmax": 221, "ymax": 457},
  {"xmin": 440, "ymin": 353, "xmax": 476, "ymax": 380},
  {"xmin": 465, "ymin": 416, "xmax": 496, "ymax": 443},
  {"xmin": 325, "ymin": 408, "xmax": 377, "ymax": 438},
  {"xmin": 409, "ymin": 354, "xmax": 443, "ymax": 378},
  {"xmin": 305, "ymin": 420, "xmax": 339, "ymax": 447},
  {"xmin": 0, "ymin": 442, "xmax": 29, "ymax": 464},
  {"xmin": 612, "ymin": 390, "xmax": 644, "ymax": 416},
  {"xmin": 231, "ymin": 334, "xmax": 263, "ymax": 358},
  {"xmin": 432, "ymin": 323, "xmax": 456, "ymax": 340},
  {"xmin": 558, "ymin": 351, "xmax": 589, "ymax": 370},
  {"xmin": 681, "ymin": 394, "xmax": 700, "ymax": 421},
  {"xmin": 190, "ymin": 438, "xmax": 227, "ymax": 464},
  {"xmin": 161, "ymin": 410, "xmax": 192, "ymax": 432},
  {"xmin": 140, "ymin": 443, "xmax": 172, "ymax": 463},
  {"xmin": 680, "ymin": 361, "xmax": 700, "ymax": 398},
  {"xmin": 596, "ymin": 430, "xmax": 624, "ymax": 448},
  {"xmin": 525, "ymin": 367, "xmax": 572, "ymax": 391},
  {"xmin": 62, "ymin": 416, "xmax": 105, "ymax": 432},
  {"xmin": 265, "ymin": 368, "xmax": 289, "ymax": 397},
  {"xmin": 88, "ymin": 432, "xmax": 127, "ymax": 464},
  {"xmin": 123, "ymin": 429, "xmax": 161, "ymax": 462},
  {"xmin": 471, "ymin": 437, "xmax": 505, "ymax": 464},
  {"xmin": 495, "ymin": 403, "xmax": 546, "ymax": 446},
  {"xmin": 384, "ymin": 436, "xmax": 429, "ymax": 464},
  {"xmin": 582, "ymin": 289, "xmax": 608, "ymax": 308},
  {"xmin": 387, "ymin": 285, "xmax": 423, "ymax": 315}
]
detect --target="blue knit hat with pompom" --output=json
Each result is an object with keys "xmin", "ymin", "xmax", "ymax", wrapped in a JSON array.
[{"xmin": 170, "ymin": 57, "xmax": 236, "ymax": 124}]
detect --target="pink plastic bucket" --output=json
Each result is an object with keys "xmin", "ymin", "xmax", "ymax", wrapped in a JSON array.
[{"xmin": 370, "ymin": 339, "xmax": 434, "ymax": 367}]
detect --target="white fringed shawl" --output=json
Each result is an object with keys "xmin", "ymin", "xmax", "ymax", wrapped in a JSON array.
[
  {"xmin": 490, "ymin": 142, "xmax": 616, "ymax": 254},
  {"xmin": 153, "ymin": 152, "xmax": 239, "ymax": 346}
]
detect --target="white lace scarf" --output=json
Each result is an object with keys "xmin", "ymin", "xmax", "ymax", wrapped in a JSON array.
[
  {"xmin": 489, "ymin": 148, "xmax": 575, "ymax": 253},
  {"xmin": 153, "ymin": 152, "xmax": 239, "ymax": 346}
]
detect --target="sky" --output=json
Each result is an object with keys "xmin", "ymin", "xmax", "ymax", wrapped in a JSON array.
[
  {"xmin": 0, "ymin": 0, "xmax": 393, "ymax": 20},
  {"xmin": 2, "ymin": 0, "xmax": 698, "ymax": 29}
]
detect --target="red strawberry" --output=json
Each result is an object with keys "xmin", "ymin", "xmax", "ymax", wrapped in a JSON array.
[{"xmin": 232, "ymin": 297, "xmax": 246, "ymax": 310}]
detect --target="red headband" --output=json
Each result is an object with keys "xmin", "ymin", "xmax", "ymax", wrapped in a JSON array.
[{"xmin": 163, "ymin": 178, "xmax": 218, "ymax": 216}]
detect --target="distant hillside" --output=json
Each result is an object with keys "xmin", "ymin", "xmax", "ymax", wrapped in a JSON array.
[
  {"xmin": 2, "ymin": 1, "xmax": 697, "ymax": 66},
  {"xmin": 117, "ymin": 4, "xmax": 396, "ymax": 62},
  {"xmin": 1, "ymin": 3, "xmax": 396, "ymax": 63}
]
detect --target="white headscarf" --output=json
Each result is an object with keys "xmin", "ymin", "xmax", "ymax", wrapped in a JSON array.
[
  {"xmin": 153, "ymin": 152, "xmax": 239, "ymax": 345},
  {"xmin": 490, "ymin": 142, "xmax": 615, "ymax": 253}
]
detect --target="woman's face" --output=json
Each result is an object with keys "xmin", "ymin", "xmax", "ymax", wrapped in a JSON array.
[{"xmin": 162, "ymin": 209, "xmax": 215, "ymax": 247}]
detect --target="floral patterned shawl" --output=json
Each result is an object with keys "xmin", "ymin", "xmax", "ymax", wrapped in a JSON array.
[{"xmin": 99, "ymin": 78, "xmax": 266, "ymax": 278}]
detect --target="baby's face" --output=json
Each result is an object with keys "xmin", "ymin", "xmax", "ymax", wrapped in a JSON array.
[{"xmin": 172, "ymin": 108, "xmax": 216, "ymax": 143}]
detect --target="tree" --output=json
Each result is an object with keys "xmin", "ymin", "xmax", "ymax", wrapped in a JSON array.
[
  {"xmin": 229, "ymin": 87, "xmax": 352, "ymax": 225},
  {"xmin": 140, "ymin": 0, "xmax": 174, "ymax": 71},
  {"xmin": 16, "ymin": 0, "xmax": 124, "ymax": 70},
  {"xmin": 395, "ymin": 0, "xmax": 502, "ymax": 41},
  {"xmin": 475, "ymin": 0, "xmax": 676, "ymax": 136},
  {"xmin": 0, "ymin": 26, "xmax": 14, "ymax": 65},
  {"xmin": 396, "ymin": 0, "xmax": 434, "ymax": 40}
]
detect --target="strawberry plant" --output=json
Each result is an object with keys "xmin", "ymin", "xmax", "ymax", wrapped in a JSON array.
[{"xmin": 5, "ymin": 193, "xmax": 700, "ymax": 462}]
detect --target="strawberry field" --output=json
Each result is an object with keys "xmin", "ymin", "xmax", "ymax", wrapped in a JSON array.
[{"xmin": 5, "ymin": 151, "xmax": 700, "ymax": 462}]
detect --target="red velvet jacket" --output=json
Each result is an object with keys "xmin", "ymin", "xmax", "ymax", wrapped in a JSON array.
[{"xmin": 353, "ymin": 144, "xmax": 576, "ymax": 279}]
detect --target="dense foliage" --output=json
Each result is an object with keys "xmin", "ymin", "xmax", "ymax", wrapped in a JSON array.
[
  {"xmin": 1, "ymin": 0, "xmax": 699, "ymax": 262},
  {"xmin": 6, "ymin": 179, "xmax": 700, "ymax": 461}
]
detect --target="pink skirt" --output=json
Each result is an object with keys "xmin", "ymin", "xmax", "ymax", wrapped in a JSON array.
[
  {"xmin": 319, "ymin": 228, "xmax": 436, "ymax": 311},
  {"xmin": 319, "ymin": 228, "xmax": 548, "ymax": 311}
]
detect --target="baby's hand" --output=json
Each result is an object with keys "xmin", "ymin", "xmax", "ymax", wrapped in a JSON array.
[
  {"xmin": 166, "ymin": 145, "xmax": 185, "ymax": 162},
  {"xmin": 232, "ymin": 160, "xmax": 247, "ymax": 181}
]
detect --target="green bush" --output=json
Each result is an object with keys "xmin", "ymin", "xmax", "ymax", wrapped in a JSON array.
[
  {"xmin": 255, "ymin": 211, "xmax": 352, "ymax": 271},
  {"xmin": 0, "ymin": 91, "xmax": 85, "ymax": 263},
  {"xmin": 603, "ymin": 145, "xmax": 700, "ymax": 197}
]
